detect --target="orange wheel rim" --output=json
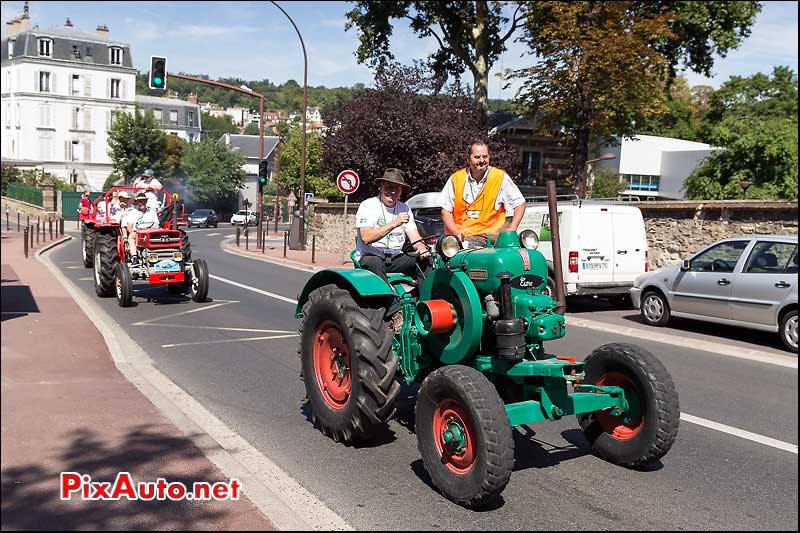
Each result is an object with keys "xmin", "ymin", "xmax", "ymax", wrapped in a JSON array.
[
  {"xmin": 596, "ymin": 371, "xmax": 643, "ymax": 440},
  {"xmin": 313, "ymin": 320, "xmax": 351, "ymax": 410},
  {"xmin": 432, "ymin": 400, "xmax": 475, "ymax": 474}
]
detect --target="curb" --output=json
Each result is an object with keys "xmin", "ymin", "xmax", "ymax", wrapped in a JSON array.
[
  {"xmin": 221, "ymin": 238, "xmax": 336, "ymax": 273},
  {"xmin": 36, "ymin": 237, "xmax": 352, "ymax": 531}
]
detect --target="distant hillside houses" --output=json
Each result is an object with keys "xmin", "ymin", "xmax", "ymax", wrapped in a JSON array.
[{"xmin": 197, "ymin": 100, "xmax": 324, "ymax": 133}]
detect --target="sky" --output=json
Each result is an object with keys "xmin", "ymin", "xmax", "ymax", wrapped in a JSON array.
[{"xmin": 2, "ymin": 1, "xmax": 797, "ymax": 99}]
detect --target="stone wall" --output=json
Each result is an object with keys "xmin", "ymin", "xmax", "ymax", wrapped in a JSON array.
[
  {"xmin": 306, "ymin": 200, "xmax": 798, "ymax": 268},
  {"xmin": 1, "ymin": 196, "xmax": 48, "ymax": 221}
]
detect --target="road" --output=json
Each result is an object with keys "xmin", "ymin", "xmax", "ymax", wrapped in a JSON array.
[{"xmin": 50, "ymin": 227, "xmax": 798, "ymax": 530}]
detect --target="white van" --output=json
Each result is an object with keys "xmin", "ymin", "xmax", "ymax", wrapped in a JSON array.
[{"xmin": 517, "ymin": 201, "xmax": 649, "ymax": 302}]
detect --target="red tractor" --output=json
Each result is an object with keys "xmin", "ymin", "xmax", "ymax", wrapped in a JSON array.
[{"xmin": 90, "ymin": 186, "xmax": 210, "ymax": 307}]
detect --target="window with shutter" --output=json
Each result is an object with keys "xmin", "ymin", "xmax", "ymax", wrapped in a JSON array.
[
  {"xmin": 83, "ymin": 142, "xmax": 92, "ymax": 162},
  {"xmin": 72, "ymin": 141, "xmax": 81, "ymax": 162},
  {"xmin": 72, "ymin": 107, "xmax": 80, "ymax": 129},
  {"xmin": 15, "ymin": 103, "xmax": 20, "ymax": 127},
  {"xmin": 72, "ymin": 74, "xmax": 81, "ymax": 96},
  {"xmin": 84, "ymin": 108, "xmax": 92, "ymax": 130},
  {"xmin": 84, "ymin": 76, "xmax": 92, "ymax": 97}
]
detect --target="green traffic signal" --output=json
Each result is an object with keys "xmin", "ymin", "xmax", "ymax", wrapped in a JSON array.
[{"xmin": 153, "ymin": 77, "xmax": 163, "ymax": 86}]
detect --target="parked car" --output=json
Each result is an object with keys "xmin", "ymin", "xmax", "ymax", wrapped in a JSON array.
[
  {"xmin": 187, "ymin": 208, "xmax": 219, "ymax": 228},
  {"xmin": 406, "ymin": 192, "xmax": 445, "ymax": 244},
  {"xmin": 230, "ymin": 210, "xmax": 257, "ymax": 227},
  {"xmin": 630, "ymin": 235, "xmax": 798, "ymax": 352},
  {"xmin": 517, "ymin": 201, "xmax": 649, "ymax": 303}
]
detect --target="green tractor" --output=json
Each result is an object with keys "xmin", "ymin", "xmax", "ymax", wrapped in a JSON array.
[{"xmin": 296, "ymin": 229, "xmax": 679, "ymax": 508}]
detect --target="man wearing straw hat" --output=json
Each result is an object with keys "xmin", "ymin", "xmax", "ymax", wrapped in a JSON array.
[{"xmin": 355, "ymin": 168, "xmax": 431, "ymax": 331}]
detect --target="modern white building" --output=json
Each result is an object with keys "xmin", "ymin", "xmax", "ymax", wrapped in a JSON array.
[
  {"xmin": 594, "ymin": 134, "xmax": 720, "ymax": 200},
  {"xmin": 135, "ymin": 95, "xmax": 201, "ymax": 142},
  {"xmin": 1, "ymin": 8, "xmax": 136, "ymax": 191}
]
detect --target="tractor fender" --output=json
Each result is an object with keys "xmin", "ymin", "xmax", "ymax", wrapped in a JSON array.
[{"xmin": 295, "ymin": 268, "xmax": 395, "ymax": 318}]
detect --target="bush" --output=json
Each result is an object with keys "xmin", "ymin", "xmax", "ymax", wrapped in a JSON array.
[{"xmin": 588, "ymin": 168, "xmax": 626, "ymax": 199}]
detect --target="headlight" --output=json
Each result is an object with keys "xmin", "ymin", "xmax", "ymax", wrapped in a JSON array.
[
  {"xmin": 435, "ymin": 234, "xmax": 462, "ymax": 259},
  {"xmin": 172, "ymin": 251, "xmax": 183, "ymax": 261},
  {"xmin": 519, "ymin": 229, "xmax": 539, "ymax": 250},
  {"xmin": 148, "ymin": 253, "xmax": 159, "ymax": 263}
]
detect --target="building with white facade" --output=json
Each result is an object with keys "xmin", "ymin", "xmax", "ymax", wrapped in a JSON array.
[
  {"xmin": 594, "ymin": 134, "xmax": 720, "ymax": 200},
  {"xmin": 135, "ymin": 95, "xmax": 201, "ymax": 142},
  {"xmin": 219, "ymin": 133, "xmax": 280, "ymax": 210},
  {"xmin": 1, "ymin": 8, "xmax": 136, "ymax": 191}
]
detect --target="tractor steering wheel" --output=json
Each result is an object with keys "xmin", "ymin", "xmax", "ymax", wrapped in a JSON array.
[{"xmin": 403, "ymin": 235, "xmax": 437, "ymax": 258}]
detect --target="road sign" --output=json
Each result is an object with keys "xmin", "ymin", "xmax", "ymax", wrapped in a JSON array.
[
  {"xmin": 287, "ymin": 197, "xmax": 295, "ymax": 207},
  {"xmin": 337, "ymin": 170, "xmax": 360, "ymax": 195},
  {"xmin": 304, "ymin": 192, "xmax": 314, "ymax": 205}
]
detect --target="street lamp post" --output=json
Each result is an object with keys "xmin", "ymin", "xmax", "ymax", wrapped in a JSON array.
[
  {"xmin": 168, "ymin": 73, "xmax": 265, "ymax": 243},
  {"xmin": 270, "ymin": 0, "xmax": 308, "ymax": 250},
  {"xmin": 581, "ymin": 152, "xmax": 617, "ymax": 198}
]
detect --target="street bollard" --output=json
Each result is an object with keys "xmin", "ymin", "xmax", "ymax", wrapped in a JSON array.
[
  {"xmin": 36, "ymin": 220, "xmax": 39, "ymax": 245},
  {"xmin": 24, "ymin": 227, "xmax": 29, "ymax": 258},
  {"xmin": 26, "ymin": 215, "xmax": 30, "ymax": 231},
  {"xmin": 6, "ymin": 209, "xmax": 9, "ymax": 231},
  {"xmin": 17, "ymin": 212, "xmax": 20, "ymax": 231},
  {"xmin": 312, "ymin": 234, "xmax": 316, "ymax": 264},
  {"xmin": 283, "ymin": 231, "xmax": 288, "ymax": 258},
  {"xmin": 261, "ymin": 229, "xmax": 265, "ymax": 254},
  {"xmin": 236, "ymin": 226, "xmax": 240, "ymax": 247},
  {"xmin": 245, "ymin": 227, "xmax": 249, "ymax": 251},
  {"xmin": 59, "ymin": 217, "xmax": 64, "ymax": 236},
  {"xmin": 49, "ymin": 217, "xmax": 53, "ymax": 240},
  {"xmin": 29, "ymin": 223, "xmax": 34, "ymax": 249}
]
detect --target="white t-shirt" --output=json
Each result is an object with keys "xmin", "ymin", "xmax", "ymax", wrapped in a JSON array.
[
  {"xmin": 135, "ymin": 178, "xmax": 163, "ymax": 211},
  {"xmin": 121, "ymin": 206, "xmax": 142, "ymax": 229},
  {"xmin": 135, "ymin": 209, "xmax": 160, "ymax": 229},
  {"xmin": 355, "ymin": 197, "xmax": 418, "ymax": 260},
  {"xmin": 438, "ymin": 166, "xmax": 525, "ymax": 215}
]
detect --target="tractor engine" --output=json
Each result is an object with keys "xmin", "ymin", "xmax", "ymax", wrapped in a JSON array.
[
  {"xmin": 130, "ymin": 229, "xmax": 186, "ymax": 282},
  {"xmin": 416, "ymin": 231, "xmax": 565, "ymax": 366}
]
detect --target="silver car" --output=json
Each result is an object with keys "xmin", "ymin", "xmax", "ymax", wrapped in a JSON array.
[{"xmin": 630, "ymin": 235, "xmax": 798, "ymax": 352}]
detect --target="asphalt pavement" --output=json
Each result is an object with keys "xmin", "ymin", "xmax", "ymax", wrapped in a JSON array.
[{"xmin": 3, "ymin": 224, "xmax": 798, "ymax": 530}]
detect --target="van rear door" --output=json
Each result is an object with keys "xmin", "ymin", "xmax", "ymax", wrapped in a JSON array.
[
  {"xmin": 612, "ymin": 209, "xmax": 648, "ymax": 283},
  {"xmin": 577, "ymin": 207, "xmax": 614, "ymax": 284}
]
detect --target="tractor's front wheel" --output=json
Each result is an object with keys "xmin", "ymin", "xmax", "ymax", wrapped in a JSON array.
[
  {"xmin": 416, "ymin": 365, "xmax": 514, "ymax": 508},
  {"xmin": 299, "ymin": 284, "xmax": 399, "ymax": 444},
  {"xmin": 115, "ymin": 263, "xmax": 133, "ymax": 307},
  {"xmin": 578, "ymin": 343, "xmax": 679, "ymax": 467},
  {"xmin": 93, "ymin": 231, "xmax": 119, "ymax": 297},
  {"xmin": 190, "ymin": 259, "xmax": 209, "ymax": 302}
]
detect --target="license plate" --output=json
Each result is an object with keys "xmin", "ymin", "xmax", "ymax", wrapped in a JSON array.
[
  {"xmin": 582, "ymin": 261, "xmax": 609, "ymax": 270},
  {"xmin": 154, "ymin": 260, "xmax": 180, "ymax": 272}
]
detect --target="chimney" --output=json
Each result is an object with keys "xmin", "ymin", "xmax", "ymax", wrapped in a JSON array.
[
  {"xmin": 18, "ymin": 3, "xmax": 30, "ymax": 33},
  {"xmin": 96, "ymin": 24, "xmax": 109, "ymax": 38},
  {"xmin": 65, "ymin": 18, "xmax": 73, "ymax": 27},
  {"xmin": 9, "ymin": 17, "xmax": 21, "ymax": 37},
  {"xmin": 5, "ymin": 20, "xmax": 14, "ymax": 36},
  {"xmin": 187, "ymin": 93, "xmax": 198, "ymax": 105}
]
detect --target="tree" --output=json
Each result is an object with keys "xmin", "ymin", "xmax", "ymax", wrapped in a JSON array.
[
  {"xmin": 200, "ymin": 112, "xmax": 238, "ymax": 141},
  {"xmin": 639, "ymin": 76, "xmax": 700, "ymax": 141},
  {"xmin": 162, "ymin": 134, "xmax": 187, "ymax": 180},
  {"xmin": 243, "ymin": 122, "xmax": 260, "ymax": 135},
  {"xmin": 107, "ymin": 107, "xmax": 166, "ymax": 185},
  {"xmin": 509, "ymin": 1, "xmax": 760, "ymax": 197},
  {"xmin": 278, "ymin": 125, "xmax": 336, "ymax": 199},
  {"xmin": 684, "ymin": 67, "xmax": 798, "ymax": 200},
  {"xmin": 321, "ymin": 62, "xmax": 519, "ymax": 201},
  {"xmin": 588, "ymin": 168, "xmax": 626, "ymax": 199},
  {"xmin": 180, "ymin": 138, "xmax": 247, "ymax": 206},
  {"xmin": 345, "ymin": 1, "xmax": 525, "ymax": 113}
]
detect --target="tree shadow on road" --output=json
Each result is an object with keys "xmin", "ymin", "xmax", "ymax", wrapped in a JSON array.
[{"xmin": 1, "ymin": 425, "xmax": 235, "ymax": 531}]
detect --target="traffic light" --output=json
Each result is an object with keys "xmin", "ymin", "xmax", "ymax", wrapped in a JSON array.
[
  {"xmin": 149, "ymin": 56, "xmax": 167, "ymax": 90},
  {"xmin": 258, "ymin": 160, "xmax": 269, "ymax": 186}
]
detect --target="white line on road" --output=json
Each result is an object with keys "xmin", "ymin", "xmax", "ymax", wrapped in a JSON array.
[
  {"xmin": 78, "ymin": 277, "xmax": 93, "ymax": 281},
  {"xmin": 206, "ymin": 232, "xmax": 221, "ymax": 236},
  {"xmin": 210, "ymin": 274, "xmax": 298, "ymax": 305},
  {"xmin": 681, "ymin": 413, "xmax": 798, "ymax": 454},
  {"xmin": 567, "ymin": 316, "xmax": 797, "ymax": 369},
  {"xmin": 162, "ymin": 333, "xmax": 299, "ymax": 348},
  {"xmin": 147, "ymin": 324, "xmax": 297, "ymax": 334},
  {"xmin": 132, "ymin": 300, "xmax": 239, "ymax": 325}
]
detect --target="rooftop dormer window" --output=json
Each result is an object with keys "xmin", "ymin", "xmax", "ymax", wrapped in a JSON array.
[
  {"xmin": 109, "ymin": 47, "xmax": 122, "ymax": 65},
  {"xmin": 8, "ymin": 39, "xmax": 15, "ymax": 59},
  {"xmin": 38, "ymin": 38, "xmax": 53, "ymax": 57}
]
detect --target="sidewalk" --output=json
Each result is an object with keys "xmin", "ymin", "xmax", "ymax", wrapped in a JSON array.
[{"xmin": 0, "ymin": 228, "xmax": 274, "ymax": 531}]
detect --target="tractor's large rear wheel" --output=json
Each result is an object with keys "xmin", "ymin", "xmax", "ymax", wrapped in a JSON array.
[
  {"xmin": 94, "ymin": 231, "xmax": 119, "ymax": 297},
  {"xmin": 416, "ymin": 365, "xmax": 514, "ymax": 508},
  {"xmin": 578, "ymin": 343, "xmax": 679, "ymax": 467},
  {"xmin": 299, "ymin": 284, "xmax": 399, "ymax": 444},
  {"xmin": 81, "ymin": 225, "xmax": 96, "ymax": 268}
]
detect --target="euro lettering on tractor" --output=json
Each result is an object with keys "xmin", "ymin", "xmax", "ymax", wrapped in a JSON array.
[{"xmin": 295, "ymin": 230, "xmax": 679, "ymax": 507}]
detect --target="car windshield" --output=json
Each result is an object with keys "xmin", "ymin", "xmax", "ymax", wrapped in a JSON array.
[
  {"xmin": 236, "ymin": 211, "xmax": 249, "ymax": 216},
  {"xmin": 193, "ymin": 209, "xmax": 210, "ymax": 216}
]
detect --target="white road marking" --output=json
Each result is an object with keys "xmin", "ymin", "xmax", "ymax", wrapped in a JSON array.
[
  {"xmin": 66, "ymin": 266, "xmax": 83, "ymax": 269},
  {"xmin": 210, "ymin": 274, "xmax": 298, "ymax": 305},
  {"xmin": 162, "ymin": 333, "xmax": 298, "ymax": 348},
  {"xmin": 78, "ymin": 277, "xmax": 93, "ymax": 281},
  {"xmin": 681, "ymin": 413, "xmax": 798, "ymax": 454},
  {"xmin": 132, "ymin": 300, "xmax": 239, "ymax": 325},
  {"xmin": 206, "ymin": 232, "xmax": 221, "ymax": 237},
  {"xmin": 153, "ymin": 325, "xmax": 296, "ymax": 334}
]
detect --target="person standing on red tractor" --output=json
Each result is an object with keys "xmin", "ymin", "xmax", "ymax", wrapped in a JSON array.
[
  {"xmin": 134, "ymin": 169, "xmax": 163, "ymax": 212},
  {"xmin": 78, "ymin": 190, "xmax": 92, "ymax": 216},
  {"xmin": 438, "ymin": 141, "xmax": 526, "ymax": 248}
]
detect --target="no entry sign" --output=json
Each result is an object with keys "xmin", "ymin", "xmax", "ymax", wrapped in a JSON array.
[{"xmin": 337, "ymin": 170, "xmax": 360, "ymax": 195}]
